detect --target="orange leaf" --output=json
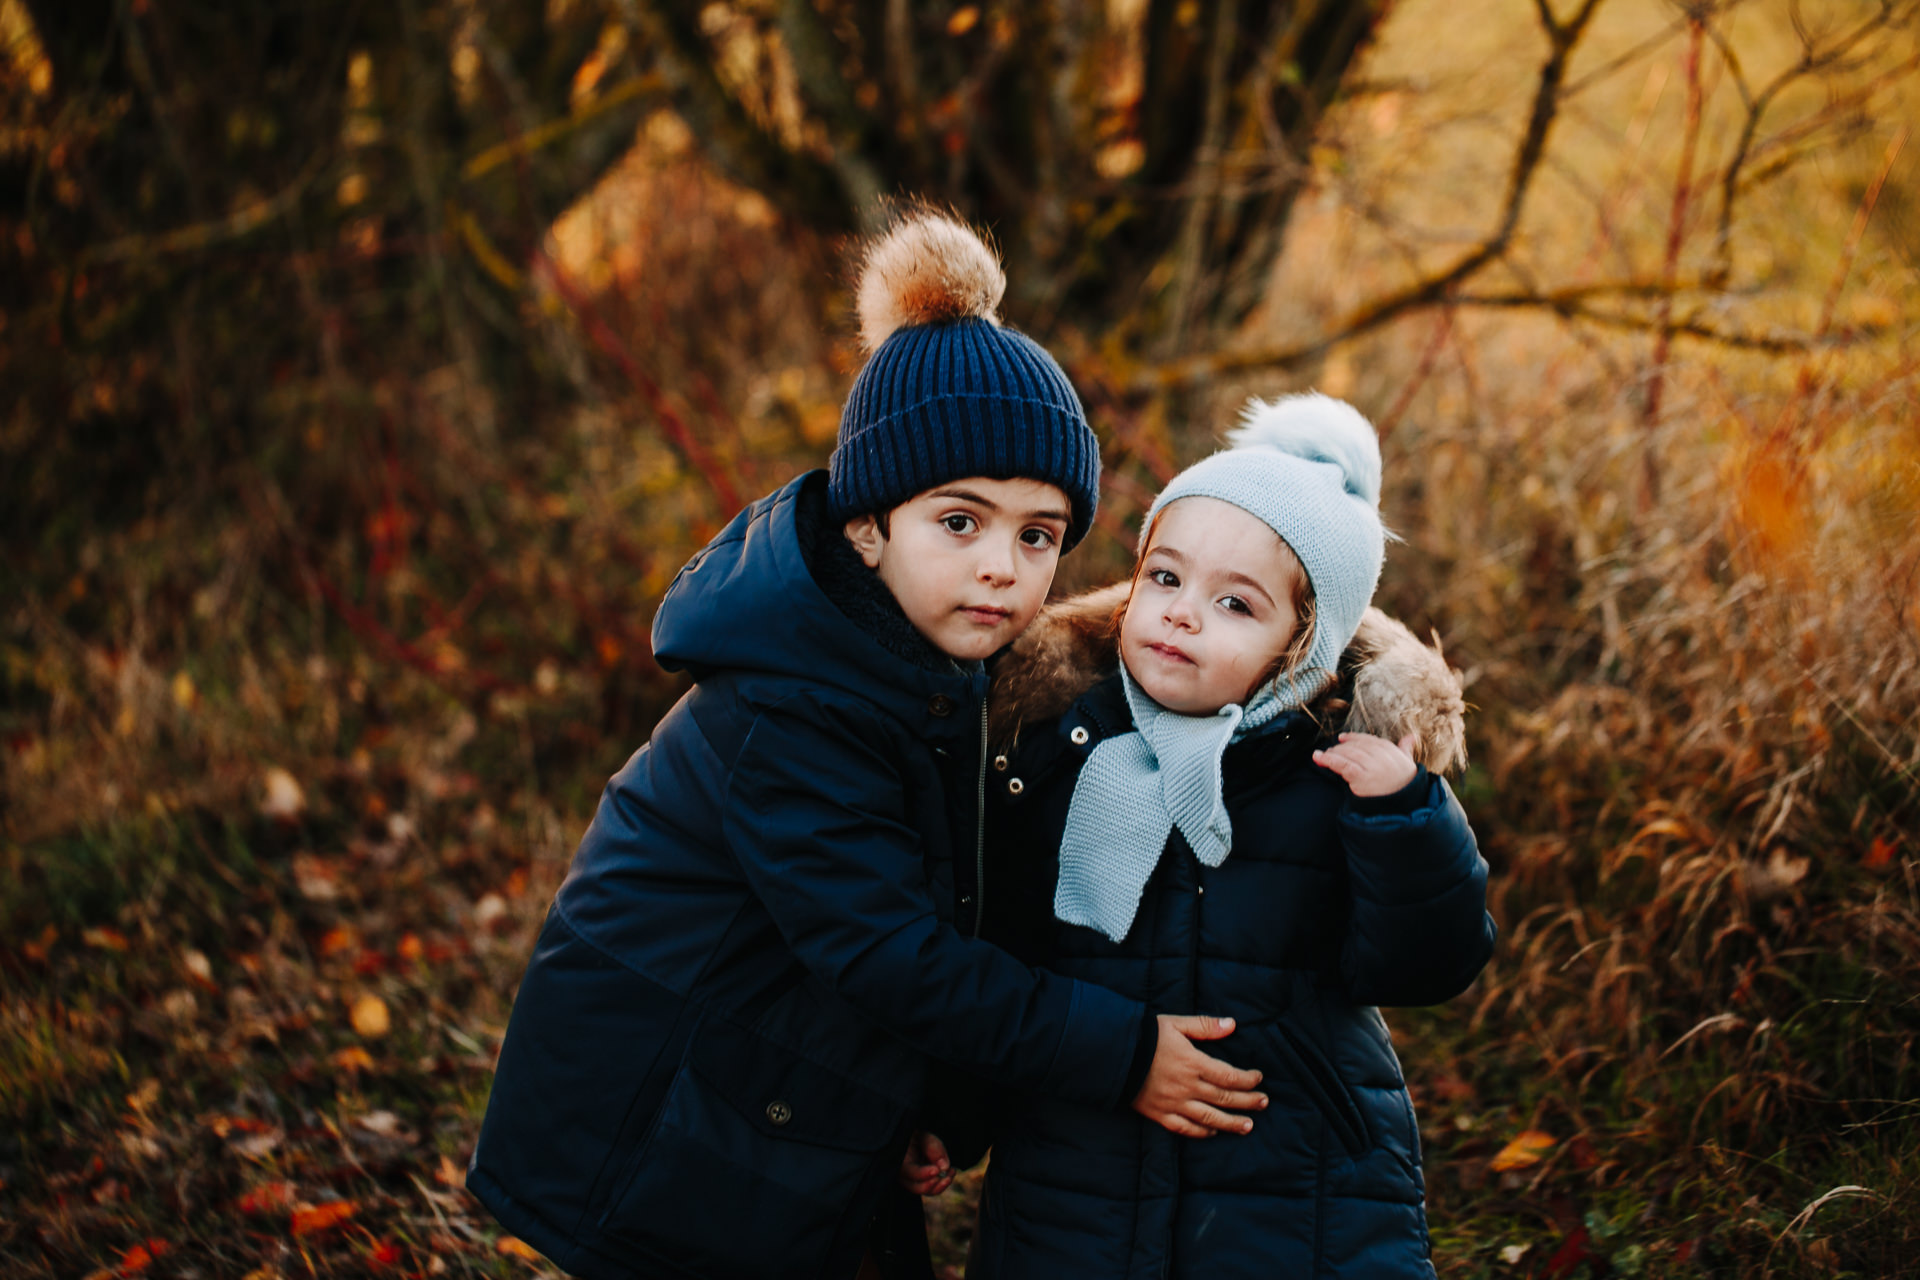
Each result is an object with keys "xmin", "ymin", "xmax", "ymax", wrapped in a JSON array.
[
  {"xmin": 235, "ymin": 1181, "xmax": 296, "ymax": 1214},
  {"xmin": 319, "ymin": 926, "xmax": 358, "ymax": 957},
  {"xmin": 1488, "ymin": 1130, "xmax": 1556, "ymax": 1172},
  {"xmin": 350, "ymin": 994, "xmax": 391, "ymax": 1038},
  {"xmin": 23, "ymin": 923, "xmax": 57, "ymax": 962},
  {"xmin": 397, "ymin": 933, "xmax": 424, "ymax": 963},
  {"xmin": 369, "ymin": 1240, "xmax": 403, "ymax": 1266},
  {"xmin": 290, "ymin": 1201, "xmax": 356, "ymax": 1236},
  {"xmin": 83, "ymin": 926, "xmax": 130, "ymax": 951},
  {"xmin": 1865, "ymin": 836, "xmax": 1899, "ymax": 871},
  {"xmin": 435, "ymin": 1153, "xmax": 464, "ymax": 1187},
  {"xmin": 117, "ymin": 1239, "xmax": 168, "ymax": 1275},
  {"xmin": 332, "ymin": 1046, "xmax": 375, "ymax": 1072},
  {"xmin": 496, "ymin": 1236, "xmax": 542, "ymax": 1260}
]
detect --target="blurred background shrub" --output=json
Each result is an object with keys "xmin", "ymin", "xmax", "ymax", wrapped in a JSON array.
[{"xmin": 2, "ymin": 0, "xmax": 1918, "ymax": 1275}]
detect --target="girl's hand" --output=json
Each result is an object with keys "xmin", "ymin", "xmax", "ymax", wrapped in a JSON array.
[
  {"xmin": 1313, "ymin": 732, "xmax": 1419, "ymax": 797},
  {"xmin": 1132, "ymin": 1015, "xmax": 1268, "ymax": 1139},
  {"xmin": 899, "ymin": 1130, "xmax": 956, "ymax": 1196}
]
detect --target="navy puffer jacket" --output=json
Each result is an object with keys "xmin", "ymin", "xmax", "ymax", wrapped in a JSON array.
[
  {"xmin": 468, "ymin": 473, "xmax": 1145, "ymax": 1280},
  {"xmin": 970, "ymin": 672, "xmax": 1494, "ymax": 1280}
]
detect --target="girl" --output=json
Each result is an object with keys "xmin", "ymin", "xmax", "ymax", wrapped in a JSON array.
[{"xmin": 918, "ymin": 394, "xmax": 1494, "ymax": 1278}]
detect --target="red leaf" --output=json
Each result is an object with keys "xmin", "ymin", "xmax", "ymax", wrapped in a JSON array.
[
  {"xmin": 235, "ymin": 1181, "xmax": 296, "ymax": 1214},
  {"xmin": 117, "ymin": 1239, "xmax": 168, "ymax": 1276},
  {"xmin": 1544, "ymin": 1225, "xmax": 1594, "ymax": 1279}
]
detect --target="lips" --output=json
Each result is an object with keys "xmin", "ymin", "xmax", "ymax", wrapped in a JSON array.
[
  {"xmin": 1145, "ymin": 641, "xmax": 1194, "ymax": 665},
  {"xmin": 960, "ymin": 605, "xmax": 1013, "ymax": 624}
]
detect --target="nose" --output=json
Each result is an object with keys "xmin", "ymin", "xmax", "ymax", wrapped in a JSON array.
[
  {"xmin": 1163, "ymin": 590, "xmax": 1199, "ymax": 632},
  {"xmin": 977, "ymin": 536, "xmax": 1017, "ymax": 587}
]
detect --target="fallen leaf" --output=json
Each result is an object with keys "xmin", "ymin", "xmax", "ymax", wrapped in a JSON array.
[
  {"xmin": 350, "ymin": 993, "xmax": 391, "ymax": 1038},
  {"xmin": 182, "ymin": 949, "xmax": 213, "ymax": 983},
  {"xmin": 1499, "ymin": 1243, "xmax": 1531, "ymax": 1265},
  {"xmin": 354, "ymin": 1110, "xmax": 403, "ymax": 1137},
  {"xmin": 1864, "ymin": 836, "xmax": 1899, "ymax": 871},
  {"xmin": 235, "ymin": 1181, "xmax": 296, "ymax": 1214},
  {"xmin": 1543, "ymin": 1224, "xmax": 1594, "ymax": 1279},
  {"xmin": 472, "ymin": 893, "xmax": 507, "ymax": 930},
  {"xmin": 946, "ymin": 5, "xmax": 979, "ymax": 35},
  {"xmin": 369, "ymin": 1240, "xmax": 403, "ymax": 1265},
  {"xmin": 171, "ymin": 670, "xmax": 197, "ymax": 709},
  {"xmin": 333, "ymin": 1046, "xmax": 375, "ymax": 1072},
  {"xmin": 397, "ymin": 933, "xmax": 424, "ymax": 962},
  {"xmin": 116, "ymin": 1239, "xmax": 168, "ymax": 1276},
  {"xmin": 231, "ymin": 1130, "xmax": 282, "ymax": 1160},
  {"xmin": 1488, "ymin": 1129, "xmax": 1556, "ymax": 1172},
  {"xmin": 319, "ymin": 926, "xmax": 358, "ymax": 957},
  {"xmin": 290, "ymin": 1201, "xmax": 356, "ymax": 1236},
  {"xmin": 496, "ymin": 1236, "xmax": 541, "ymax": 1260},
  {"xmin": 293, "ymin": 854, "xmax": 341, "ymax": 901},
  {"xmin": 83, "ymin": 926, "xmax": 130, "ymax": 952},
  {"xmin": 260, "ymin": 766, "xmax": 306, "ymax": 820},
  {"xmin": 434, "ymin": 1154, "xmax": 463, "ymax": 1186},
  {"xmin": 126, "ymin": 1079, "xmax": 160, "ymax": 1113},
  {"xmin": 23, "ymin": 923, "xmax": 57, "ymax": 962}
]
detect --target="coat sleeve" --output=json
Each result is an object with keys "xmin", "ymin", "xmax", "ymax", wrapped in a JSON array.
[
  {"xmin": 722, "ymin": 692, "xmax": 1146, "ymax": 1112},
  {"xmin": 1335, "ymin": 769, "xmax": 1496, "ymax": 1006}
]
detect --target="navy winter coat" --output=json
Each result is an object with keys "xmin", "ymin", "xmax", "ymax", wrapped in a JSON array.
[
  {"xmin": 468, "ymin": 473, "xmax": 1146, "ymax": 1280},
  {"xmin": 970, "ymin": 673, "xmax": 1495, "ymax": 1280}
]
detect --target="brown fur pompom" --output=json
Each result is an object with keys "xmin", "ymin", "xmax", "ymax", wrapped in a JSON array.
[{"xmin": 857, "ymin": 212, "xmax": 1005, "ymax": 352}]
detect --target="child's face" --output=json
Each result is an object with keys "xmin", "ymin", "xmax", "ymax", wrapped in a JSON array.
[
  {"xmin": 844, "ymin": 478, "xmax": 1073, "ymax": 662},
  {"xmin": 1120, "ymin": 496, "xmax": 1303, "ymax": 714}
]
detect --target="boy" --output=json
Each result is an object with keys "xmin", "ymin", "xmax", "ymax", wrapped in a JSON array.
[{"xmin": 467, "ymin": 213, "xmax": 1264, "ymax": 1280}]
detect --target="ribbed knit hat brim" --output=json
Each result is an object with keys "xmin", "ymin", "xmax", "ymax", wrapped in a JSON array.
[{"xmin": 829, "ymin": 319, "xmax": 1101, "ymax": 549}]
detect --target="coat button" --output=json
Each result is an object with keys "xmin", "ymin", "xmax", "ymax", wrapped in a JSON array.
[
  {"xmin": 993, "ymin": 754, "xmax": 1009, "ymax": 772},
  {"xmin": 928, "ymin": 695, "xmax": 955, "ymax": 717},
  {"xmin": 766, "ymin": 1100, "xmax": 792, "ymax": 1126},
  {"xmin": 1008, "ymin": 778, "xmax": 1024, "ymax": 796},
  {"xmin": 1069, "ymin": 726, "xmax": 1090, "ymax": 745},
  {"xmin": 1197, "ymin": 885, "xmax": 1206, "ymax": 896}
]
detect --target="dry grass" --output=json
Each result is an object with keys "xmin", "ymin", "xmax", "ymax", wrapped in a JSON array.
[{"xmin": 3, "ymin": 1, "xmax": 1918, "ymax": 1277}]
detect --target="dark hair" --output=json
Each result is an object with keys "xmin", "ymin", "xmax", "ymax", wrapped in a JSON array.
[{"xmin": 1114, "ymin": 504, "xmax": 1320, "ymax": 703}]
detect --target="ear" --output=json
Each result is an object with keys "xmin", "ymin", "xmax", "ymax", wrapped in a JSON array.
[{"xmin": 843, "ymin": 514, "xmax": 886, "ymax": 568}]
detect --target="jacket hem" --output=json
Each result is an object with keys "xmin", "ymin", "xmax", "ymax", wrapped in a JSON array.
[{"xmin": 468, "ymin": 1163, "xmax": 697, "ymax": 1280}]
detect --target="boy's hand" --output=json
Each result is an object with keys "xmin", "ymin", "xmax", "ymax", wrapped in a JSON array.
[
  {"xmin": 1313, "ymin": 732, "xmax": 1419, "ymax": 798},
  {"xmin": 1132, "ymin": 1015, "xmax": 1267, "ymax": 1139},
  {"xmin": 898, "ymin": 1130, "xmax": 956, "ymax": 1196}
]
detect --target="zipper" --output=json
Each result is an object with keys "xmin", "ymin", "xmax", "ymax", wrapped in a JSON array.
[{"xmin": 972, "ymin": 697, "xmax": 988, "ymax": 938}]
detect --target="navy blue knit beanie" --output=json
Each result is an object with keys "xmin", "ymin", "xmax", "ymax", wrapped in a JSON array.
[{"xmin": 828, "ymin": 214, "xmax": 1101, "ymax": 550}]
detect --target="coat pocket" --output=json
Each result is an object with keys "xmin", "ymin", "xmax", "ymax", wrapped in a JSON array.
[
  {"xmin": 1269, "ymin": 1020, "xmax": 1372, "ymax": 1160},
  {"xmin": 594, "ymin": 1014, "xmax": 907, "ymax": 1279}
]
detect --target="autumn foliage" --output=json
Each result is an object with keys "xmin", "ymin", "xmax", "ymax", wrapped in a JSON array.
[{"xmin": 3, "ymin": 1, "xmax": 1919, "ymax": 1277}]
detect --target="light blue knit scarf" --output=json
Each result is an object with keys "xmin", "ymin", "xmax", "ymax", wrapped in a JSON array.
[{"xmin": 1053, "ymin": 663, "xmax": 1299, "ymax": 943}]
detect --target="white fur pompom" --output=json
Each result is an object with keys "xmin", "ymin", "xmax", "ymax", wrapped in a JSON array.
[
  {"xmin": 856, "ymin": 212, "xmax": 1005, "ymax": 352},
  {"xmin": 1228, "ymin": 393, "xmax": 1382, "ymax": 508}
]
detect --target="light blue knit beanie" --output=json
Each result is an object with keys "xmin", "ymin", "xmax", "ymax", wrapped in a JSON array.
[
  {"xmin": 1053, "ymin": 393, "xmax": 1387, "ymax": 943},
  {"xmin": 1143, "ymin": 392, "xmax": 1387, "ymax": 707}
]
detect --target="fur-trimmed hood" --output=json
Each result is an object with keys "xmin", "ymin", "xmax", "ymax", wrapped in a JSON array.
[{"xmin": 988, "ymin": 582, "xmax": 1468, "ymax": 774}]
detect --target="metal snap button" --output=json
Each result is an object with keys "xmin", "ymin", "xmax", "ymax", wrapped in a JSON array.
[
  {"xmin": 766, "ymin": 1100, "xmax": 792, "ymax": 1126},
  {"xmin": 1008, "ymin": 778, "xmax": 1024, "ymax": 796},
  {"xmin": 1069, "ymin": 726, "xmax": 1090, "ymax": 745},
  {"xmin": 993, "ymin": 754, "xmax": 1009, "ymax": 772},
  {"xmin": 928, "ymin": 695, "xmax": 955, "ymax": 717}
]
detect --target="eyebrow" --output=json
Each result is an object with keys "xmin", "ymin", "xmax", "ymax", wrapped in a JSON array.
[
  {"xmin": 931, "ymin": 488, "xmax": 1072, "ymax": 525},
  {"xmin": 1143, "ymin": 543, "xmax": 1278, "ymax": 608}
]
